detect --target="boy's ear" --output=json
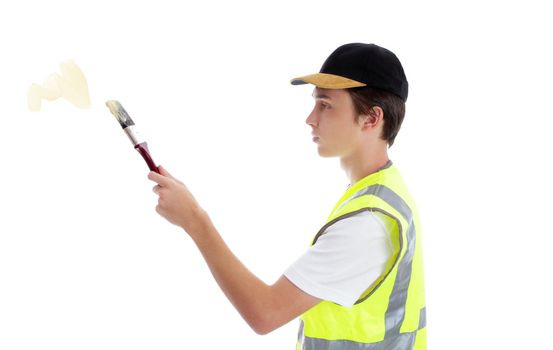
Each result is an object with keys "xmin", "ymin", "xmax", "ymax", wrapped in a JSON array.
[{"xmin": 360, "ymin": 106, "xmax": 384, "ymax": 129}]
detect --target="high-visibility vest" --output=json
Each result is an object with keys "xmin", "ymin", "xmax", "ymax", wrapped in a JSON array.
[{"xmin": 297, "ymin": 161, "xmax": 427, "ymax": 350}]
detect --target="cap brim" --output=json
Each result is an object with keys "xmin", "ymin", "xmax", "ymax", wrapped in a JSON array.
[{"xmin": 290, "ymin": 73, "xmax": 366, "ymax": 89}]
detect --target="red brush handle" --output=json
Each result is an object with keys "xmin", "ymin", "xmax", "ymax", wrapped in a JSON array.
[{"xmin": 135, "ymin": 142, "xmax": 160, "ymax": 173}]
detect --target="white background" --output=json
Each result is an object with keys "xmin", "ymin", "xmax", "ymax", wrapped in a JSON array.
[{"xmin": 1, "ymin": 0, "xmax": 552, "ymax": 349}]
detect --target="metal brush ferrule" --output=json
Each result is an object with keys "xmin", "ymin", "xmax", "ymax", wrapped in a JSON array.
[{"xmin": 123, "ymin": 125, "xmax": 145, "ymax": 146}]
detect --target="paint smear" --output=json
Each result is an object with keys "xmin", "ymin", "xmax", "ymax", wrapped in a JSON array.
[{"xmin": 28, "ymin": 60, "xmax": 91, "ymax": 111}]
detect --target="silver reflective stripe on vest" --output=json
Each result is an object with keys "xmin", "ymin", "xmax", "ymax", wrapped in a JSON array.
[
  {"xmin": 299, "ymin": 319, "xmax": 426, "ymax": 350},
  {"xmin": 418, "ymin": 307, "xmax": 426, "ymax": 329},
  {"xmin": 298, "ymin": 319, "xmax": 305, "ymax": 345},
  {"xmin": 342, "ymin": 185, "xmax": 416, "ymax": 335},
  {"xmin": 303, "ymin": 331, "xmax": 417, "ymax": 350},
  {"xmin": 301, "ymin": 184, "xmax": 425, "ymax": 350}
]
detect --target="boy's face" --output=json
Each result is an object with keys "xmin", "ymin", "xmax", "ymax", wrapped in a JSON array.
[{"xmin": 306, "ymin": 87, "xmax": 364, "ymax": 158}]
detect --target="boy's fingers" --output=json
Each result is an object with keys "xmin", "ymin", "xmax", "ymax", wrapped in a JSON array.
[
  {"xmin": 158, "ymin": 165, "xmax": 173, "ymax": 178},
  {"xmin": 152, "ymin": 185, "xmax": 161, "ymax": 194},
  {"xmin": 158, "ymin": 165, "xmax": 184, "ymax": 185},
  {"xmin": 148, "ymin": 170, "xmax": 170, "ymax": 186}
]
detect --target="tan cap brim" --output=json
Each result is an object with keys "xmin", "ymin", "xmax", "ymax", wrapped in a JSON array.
[{"xmin": 290, "ymin": 73, "xmax": 366, "ymax": 89}]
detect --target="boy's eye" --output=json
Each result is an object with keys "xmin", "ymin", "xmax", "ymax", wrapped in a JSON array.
[{"xmin": 320, "ymin": 103, "xmax": 330, "ymax": 110}]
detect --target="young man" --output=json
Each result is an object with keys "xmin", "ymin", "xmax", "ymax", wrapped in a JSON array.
[{"xmin": 148, "ymin": 43, "xmax": 426, "ymax": 349}]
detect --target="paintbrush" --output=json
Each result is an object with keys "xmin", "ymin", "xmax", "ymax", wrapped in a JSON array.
[{"xmin": 105, "ymin": 100, "xmax": 160, "ymax": 174}]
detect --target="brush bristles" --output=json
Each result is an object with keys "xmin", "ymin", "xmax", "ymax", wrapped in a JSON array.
[{"xmin": 106, "ymin": 100, "xmax": 134, "ymax": 128}]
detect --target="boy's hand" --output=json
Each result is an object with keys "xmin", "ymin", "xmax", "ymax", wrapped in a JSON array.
[{"xmin": 147, "ymin": 165, "xmax": 207, "ymax": 234}]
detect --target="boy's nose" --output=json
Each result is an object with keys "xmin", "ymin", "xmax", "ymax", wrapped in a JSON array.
[{"xmin": 306, "ymin": 108, "xmax": 318, "ymax": 127}]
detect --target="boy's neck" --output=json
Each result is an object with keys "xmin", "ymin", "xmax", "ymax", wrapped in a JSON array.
[{"xmin": 341, "ymin": 143, "xmax": 390, "ymax": 185}]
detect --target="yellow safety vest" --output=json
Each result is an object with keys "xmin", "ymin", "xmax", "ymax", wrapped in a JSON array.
[{"xmin": 297, "ymin": 161, "xmax": 426, "ymax": 350}]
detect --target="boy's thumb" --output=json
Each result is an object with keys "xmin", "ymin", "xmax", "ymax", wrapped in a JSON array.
[{"xmin": 158, "ymin": 165, "xmax": 172, "ymax": 178}]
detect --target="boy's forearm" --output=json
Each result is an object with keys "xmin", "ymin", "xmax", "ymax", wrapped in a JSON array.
[{"xmin": 187, "ymin": 214, "xmax": 272, "ymax": 334}]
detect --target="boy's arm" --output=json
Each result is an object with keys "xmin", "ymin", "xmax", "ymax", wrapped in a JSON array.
[
  {"xmin": 147, "ymin": 166, "xmax": 321, "ymax": 334},
  {"xmin": 193, "ymin": 218, "xmax": 321, "ymax": 334}
]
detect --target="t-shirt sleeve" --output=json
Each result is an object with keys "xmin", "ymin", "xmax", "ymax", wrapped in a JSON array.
[{"xmin": 284, "ymin": 210, "xmax": 395, "ymax": 308}]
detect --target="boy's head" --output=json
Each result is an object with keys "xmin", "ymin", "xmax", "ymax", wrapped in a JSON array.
[{"xmin": 291, "ymin": 43, "xmax": 407, "ymax": 147}]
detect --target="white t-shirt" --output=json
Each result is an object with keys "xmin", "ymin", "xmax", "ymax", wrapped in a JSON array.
[{"xmin": 284, "ymin": 210, "xmax": 396, "ymax": 308}]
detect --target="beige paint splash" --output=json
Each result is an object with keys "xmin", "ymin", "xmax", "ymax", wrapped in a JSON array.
[{"xmin": 28, "ymin": 60, "xmax": 91, "ymax": 111}]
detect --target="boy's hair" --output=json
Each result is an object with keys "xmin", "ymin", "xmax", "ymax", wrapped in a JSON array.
[{"xmin": 347, "ymin": 86, "xmax": 406, "ymax": 147}]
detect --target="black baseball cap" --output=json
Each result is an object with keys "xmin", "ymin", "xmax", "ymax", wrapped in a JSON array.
[{"xmin": 290, "ymin": 43, "xmax": 408, "ymax": 102}]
